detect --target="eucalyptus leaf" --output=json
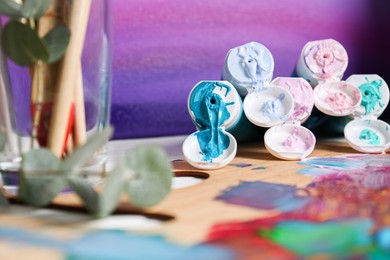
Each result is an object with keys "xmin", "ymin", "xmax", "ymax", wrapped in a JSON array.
[
  {"xmin": 21, "ymin": 0, "xmax": 51, "ymax": 18},
  {"xmin": 1, "ymin": 21, "xmax": 49, "ymax": 66},
  {"xmin": 0, "ymin": 191, "xmax": 9, "ymax": 208},
  {"xmin": 22, "ymin": 148, "xmax": 62, "ymax": 174},
  {"xmin": 123, "ymin": 145, "xmax": 173, "ymax": 208},
  {"xmin": 18, "ymin": 175, "xmax": 66, "ymax": 207},
  {"xmin": 19, "ymin": 148, "xmax": 65, "ymax": 207},
  {"xmin": 62, "ymin": 126, "xmax": 113, "ymax": 172},
  {"xmin": 0, "ymin": 0, "xmax": 21, "ymax": 17},
  {"xmin": 42, "ymin": 24, "xmax": 70, "ymax": 63},
  {"xmin": 99, "ymin": 167, "xmax": 124, "ymax": 218},
  {"xmin": 0, "ymin": 132, "xmax": 5, "ymax": 151},
  {"xmin": 68, "ymin": 177, "xmax": 99, "ymax": 215}
]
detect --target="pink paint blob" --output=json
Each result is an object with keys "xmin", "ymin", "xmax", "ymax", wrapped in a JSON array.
[
  {"xmin": 282, "ymin": 127, "xmax": 312, "ymax": 152},
  {"xmin": 303, "ymin": 39, "xmax": 348, "ymax": 80},
  {"xmin": 273, "ymin": 78, "xmax": 314, "ymax": 122}
]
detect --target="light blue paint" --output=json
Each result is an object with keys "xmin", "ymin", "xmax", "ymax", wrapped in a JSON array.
[
  {"xmin": 298, "ymin": 156, "xmax": 364, "ymax": 169},
  {"xmin": 359, "ymin": 78, "xmax": 383, "ymax": 115},
  {"xmin": 190, "ymin": 82, "xmax": 233, "ymax": 162},
  {"xmin": 0, "ymin": 227, "xmax": 235, "ymax": 259},
  {"xmin": 262, "ymin": 93, "xmax": 287, "ymax": 121},
  {"xmin": 360, "ymin": 129, "xmax": 380, "ymax": 145},
  {"xmin": 376, "ymin": 227, "xmax": 390, "ymax": 252}
]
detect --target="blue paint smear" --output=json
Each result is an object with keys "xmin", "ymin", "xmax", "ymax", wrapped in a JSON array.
[
  {"xmin": 0, "ymin": 227, "xmax": 235, "ymax": 260},
  {"xmin": 215, "ymin": 181, "xmax": 310, "ymax": 212},
  {"xmin": 358, "ymin": 78, "xmax": 383, "ymax": 115},
  {"xmin": 298, "ymin": 155, "xmax": 390, "ymax": 176},
  {"xmin": 190, "ymin": 81, "xmax": 233, "ymax": 162}
]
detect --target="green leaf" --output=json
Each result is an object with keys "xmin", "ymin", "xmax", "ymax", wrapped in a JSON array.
[
  {"xmin": 0, "ymin": 191, "xmax": 9, "ymax": 208},
  {"xmin": 68, "ymin": 177, "xmax": 100, "ymax": 215},
  {"xmin": 68, "ymin": 169, "xmax": 123, "ymax": 218},
  {"xmin": 1, "ymin": 21, "xmax": 49, "ymax": 66},
  {"xmin": 19, "ymin": 149, "xmax": 65, "ymax": 206},
  {"xmin": 42, "ymin": 24, "xmax": 70, "ymax": 63},
  {"xmin": 123, "ymin": 145, "xmax": 173, "ymax": 208},
  {"xmin": 0, "ymin": 0, "xmax": 21, "ymax": 17},
  {"xmin": 99, "ymin": 167, "xmax": 124, "ymax": 218},
  {"xmin": 62, "ymin": 126, "xmax": 113, "ymax": 172},
  {"xmin": 22, "ymin": 148, "xmax": 62, "ymax": 173},
  {"xmin": 0, "ymin": 132, "xmax": 5, "ymax": 151},
  {"xmin": 21, "ymin": 0, "xmax": 51, "ymax": 18}
]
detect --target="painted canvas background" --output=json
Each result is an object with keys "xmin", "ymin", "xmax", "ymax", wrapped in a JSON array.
[{"xmin": 110, "ymin": 0, "xmax": 390, "ymax": 139}]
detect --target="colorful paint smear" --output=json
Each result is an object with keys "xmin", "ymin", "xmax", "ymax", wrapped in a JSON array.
[
  {"xmin": 207, "ymin": 154, "xmax": 390, "ymax": 258},
  {"xmin": 215, "ymin": 181, "xmax": 310, "ymax": 212},
  {"xmin": 298, "ymin": 154, "xmax": 390, "ymax": 188}
]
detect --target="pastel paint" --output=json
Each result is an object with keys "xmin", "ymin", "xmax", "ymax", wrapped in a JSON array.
[
  {"xmin": 261, "ymin": 93, "xmax": 287, "ymax": 121},
  {"xmin": 359, "ymin": 78, "xmax": 383, "ymax": 115},
  {"xmin": 282, "ymin": 127, "xmax": 311, "ymax": 152},
  {"xmin": 359, "ymin": 129, "xmax": 380, "ymax": 145},
  {"xmin": 215, "ymin": 181, "xmax": 310, "ymax": 212},
  {"xmin": 273, "ymin": 77, "xmax": 314, "ymax": 122},
  {"xmin": 223, "ymin": 42, "xmax": 274, "ymax": 96},
  {"xmin": 296, "ymin": 39, "xmax": 348, "ymax": 85},
  {"xmin": 189, "ymin": 81, "xmax": 233, "ymax": 162}
]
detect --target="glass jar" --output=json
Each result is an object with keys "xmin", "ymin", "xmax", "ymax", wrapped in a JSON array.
[{"xmin": 0, "ymin": 0, "xmax": 112, "ymax": 172}]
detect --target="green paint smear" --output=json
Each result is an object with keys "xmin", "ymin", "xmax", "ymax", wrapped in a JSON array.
[
  {"xmin": 359, "ymin": 79, "xmax": 383, "ymax": 115},
  {"xmin": 259, "ymin": 219, "xmax": 373, "ymax": 256},
  {"xmin": 360, "ymin": 129, "xmax": 380, "ymax": 145}
]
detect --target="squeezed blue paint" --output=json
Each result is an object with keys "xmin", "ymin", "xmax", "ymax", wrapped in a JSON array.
[
  {"xmin": 262, "ymin": 93, "xmax": 287, "ymax": 121},
  {"xmin": 360, "ymin": 129, "xmax": 380, "ymax": 145},
  {"xmin": 189, "ymin": 81, "xmax": 233, "ymax": 162},
  {"xmin": 359, "ymin": 78, "xmax": 383, "ymax": 115},
  {"xmin": 215, "ymin": 181, "xmax": 310, "ymax": 212},
  {"xmin": 0, "ymin": 227, "xmax": 234, "ymax": 259}
]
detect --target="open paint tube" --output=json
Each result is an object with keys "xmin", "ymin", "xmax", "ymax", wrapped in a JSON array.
[
  {"xmin": 182, "ymin": 81, "xmax": 241, "ymax": 169},
  {"xmin": 344, "ymin": 74, "xmax": 390, "ymax": 153},
  {"xmin": 244, "ymin": 77, "xmax": 316, "ymax": 160},
  {"xmin": 222, "ymin": 42, "xmax": 274, "ymax": 96},
  {"xmin": 296, "ymin": 39, "xmax": 362, "ymax": 117}
]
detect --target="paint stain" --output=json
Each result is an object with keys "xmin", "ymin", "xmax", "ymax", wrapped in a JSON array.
[
  {"xmin": 215, "ymin": 181, "xmax": 310, "ymax": 212},
  {"xmin": 229, "ymin": 163, "xmax": 253, "ymax": 168},
  {"xmin": 251, "ymin": 166, "xmax": 267, "ymax": 170}
]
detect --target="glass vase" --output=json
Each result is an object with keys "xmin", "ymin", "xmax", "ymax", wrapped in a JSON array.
[{"xmin": 0, "ymin": 0, "xmax": 112, "ymax": 173}]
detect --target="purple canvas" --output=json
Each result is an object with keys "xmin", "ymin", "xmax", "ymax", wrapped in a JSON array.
[{"xmin": 111, "ymin": 0, "xmax": 390, "ymax": 139}]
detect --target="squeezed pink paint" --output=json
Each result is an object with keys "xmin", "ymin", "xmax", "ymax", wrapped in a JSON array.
[
  {"xmin": 303, "ymin": 39, "xmax": 348, "ymax": 79},
  {"xmin": 274, "ymin": 78, "xmax": 314, "ymax": 122},
  {"xmin": 282, "ymin": 127, "xmax": 310, "ymax": 152}
]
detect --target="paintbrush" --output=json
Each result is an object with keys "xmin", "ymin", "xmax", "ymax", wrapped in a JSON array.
[{"xmin": 47, "ymin": 0, "xmax": 91, "ymax": 157}]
